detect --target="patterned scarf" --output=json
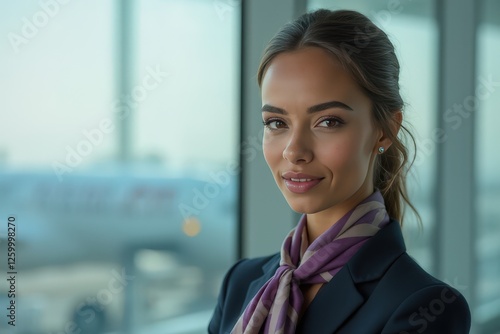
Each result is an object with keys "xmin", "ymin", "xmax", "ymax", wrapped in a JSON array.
[{"xmin": 231, "ymin": 189, "xmax": 390, "ymax": 334}]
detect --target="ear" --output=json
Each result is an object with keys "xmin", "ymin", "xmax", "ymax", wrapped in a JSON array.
[{"xmin": 375, "ymin": 110, "xmax": 402, "ymax": 153}]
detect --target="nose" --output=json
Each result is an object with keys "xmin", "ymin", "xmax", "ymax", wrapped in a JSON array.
[{"xmin": 282, "ymin": 132, "xmax": 313, "ymax": 164}]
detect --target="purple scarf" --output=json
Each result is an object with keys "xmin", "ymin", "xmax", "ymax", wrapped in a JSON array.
[{"xmin": 231, "ymin": 189, "xmax": 390, "ymax": 334}]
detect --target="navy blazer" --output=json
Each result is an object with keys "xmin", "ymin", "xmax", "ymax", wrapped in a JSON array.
[{"xmin": 208, "ymin": 219, "xmax": 471, "ymax": 333}]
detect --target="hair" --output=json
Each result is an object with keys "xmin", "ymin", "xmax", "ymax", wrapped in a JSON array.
[{"xmin": 256, "ymin": 9, "xmax": 421, "ymax": 227}]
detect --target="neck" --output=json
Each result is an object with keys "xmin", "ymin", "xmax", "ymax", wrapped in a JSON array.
[{"xmin": 305, "ymin": 186, "xmax": 375, "ymax": 244}]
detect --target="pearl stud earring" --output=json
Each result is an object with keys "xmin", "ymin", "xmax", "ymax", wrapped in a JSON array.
[{"xmin": 378, "ymin": 146, "xmax": 385, "ymax": 154}]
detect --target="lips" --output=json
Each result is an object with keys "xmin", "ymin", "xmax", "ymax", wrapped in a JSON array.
[
  {"xmin": 281, "ymin": 171, "xmax": 323, "ymax": 180},
  {"xmin": 281, "ymin": 171, "xmax": 324, "ymax": 194}
]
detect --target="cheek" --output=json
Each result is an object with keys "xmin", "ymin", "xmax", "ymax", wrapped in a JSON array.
[
  {"xmin": 262, "ymin": 135, "xmax": 282, "ymax": 170},
  {"xmin": 317, "ymin": 134, "xmax": 367, "ymax": 172}
]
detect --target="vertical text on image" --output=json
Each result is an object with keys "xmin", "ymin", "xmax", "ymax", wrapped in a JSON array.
[{"xmin": 5, "ymin": 216, "xmax": 17, "ymax": 327}]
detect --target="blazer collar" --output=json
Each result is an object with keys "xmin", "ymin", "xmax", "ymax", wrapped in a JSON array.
[
  {"xmin": 348, "ymin": 218, "xmax": 406, "ymax": 283},
  {"xmin": 242, "ymin": 252, "xmax": 281, "ymax": 310},
  {"xmin": 242, "ymin": 219, "xmax": 406, "ymax": 334}
]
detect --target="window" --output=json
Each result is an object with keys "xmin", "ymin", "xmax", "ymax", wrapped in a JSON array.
[
  {"xmin": 0, "ymin": 1, "xmax": 239, "ymax": 333},
  {"xmin": 475, "ymin": 0, "xmax": 500, "ymax": 330}
]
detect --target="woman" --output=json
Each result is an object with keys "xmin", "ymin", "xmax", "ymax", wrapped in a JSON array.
[{"xmin": 208, "ymin": 8, "xmax": 471, "ymax": 334}]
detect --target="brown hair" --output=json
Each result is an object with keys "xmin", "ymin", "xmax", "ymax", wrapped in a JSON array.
[{"xmin": 256, "ymin": 9, "xmax": 421, "ymax": 227}]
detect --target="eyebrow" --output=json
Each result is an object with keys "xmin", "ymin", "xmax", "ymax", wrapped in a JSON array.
[{"xmin": 261, "ymin": 100, "xmax": 353, "ymax": 114}]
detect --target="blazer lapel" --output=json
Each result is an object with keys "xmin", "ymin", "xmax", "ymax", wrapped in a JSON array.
[
  {"xmin": 241, "ymin": 253, "xmax": 281, "ymax": 312},
  {"xmin": 296, "ymin": 265, "xmax": 364, "ymax": 334}
]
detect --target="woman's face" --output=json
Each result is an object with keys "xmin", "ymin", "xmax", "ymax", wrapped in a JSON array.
[{"xmin": 261, "ymin": 46, "xmax": 388, "ymax": 218}]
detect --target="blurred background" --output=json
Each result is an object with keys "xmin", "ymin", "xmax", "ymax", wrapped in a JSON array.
[{"xmin": 0, "ymin": 0, "xmax": 498, "ymax": 333}]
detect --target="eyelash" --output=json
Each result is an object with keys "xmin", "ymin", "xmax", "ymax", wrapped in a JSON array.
[{"xmin": 262, "ymin": 116, "xmax": 345, "ymax": 131}]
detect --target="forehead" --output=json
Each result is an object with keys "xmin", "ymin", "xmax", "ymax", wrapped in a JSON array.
[{"xmin": 261, "ymin": 47, "xmax": 370, "ymax": 111}]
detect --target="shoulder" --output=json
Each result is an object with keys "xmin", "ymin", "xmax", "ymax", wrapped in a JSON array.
[
  {"xmin": 379, "ymin": 253, "xmax": 471, "ymax": 333},
  {"xmin": 208, "ymin": 253, "xmax": 279, "ymax": 334},
  {"xmin": 218, "ymin": 252, "xmax": 280, "ymax": 303},
  {"xmin": 345, "ymin": 219, "xmax": 471, "ymax": 333}
]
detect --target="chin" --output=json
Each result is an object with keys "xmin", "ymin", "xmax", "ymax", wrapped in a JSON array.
[{"xmin": 285, "ymin": 198, "xmax": 324, "ymax": 215}]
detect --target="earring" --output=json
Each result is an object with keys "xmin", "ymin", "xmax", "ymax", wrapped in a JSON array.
[{"xmin": 378, "ymin": 146, "xmax": 385, "ymax": 154}]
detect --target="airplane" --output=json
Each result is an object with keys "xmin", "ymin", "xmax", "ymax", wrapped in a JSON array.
[{"xmin": 0, "ymin": 163, "xmax": 238, "ymax": 334}]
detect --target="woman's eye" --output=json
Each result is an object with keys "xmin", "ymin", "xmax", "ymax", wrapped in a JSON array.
[
  {"xmin": 317, "ymin": 117, "xmax": 343, "ymax": 128},
  {"xmin": 262, "ymin": 119, "xmax": 286, "ymax": 130}
]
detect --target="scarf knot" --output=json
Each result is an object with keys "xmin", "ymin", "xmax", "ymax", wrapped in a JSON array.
[{"xmin": 231, "ymin": 189, "xmax": 390, "ymax": 334}]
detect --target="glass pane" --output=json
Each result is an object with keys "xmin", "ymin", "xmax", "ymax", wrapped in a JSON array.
[
  {"xmin": 475, "ymin": 0, "xmax": 500, "ymax": 330},
  {"xmin": 0, "ymin": 1, "xmax": 239, "ymax": 333},
  {"xmin": 130, "ymin": 0, "xmax": 240, "ymax": 332},
  {"xmin": 0, "ymin": 1, "xmax": 118, "ymax": 334},
  {"xmin": 134, "ymin": 0, "xmax": 240, "ymax": 170},
  {"xmin": 0, "ymin": 1, "xmax": 116, "ymax": 169},
  {"xmin": 307, "ymin": 0, "xmax": 438, "ymax": 272}
]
